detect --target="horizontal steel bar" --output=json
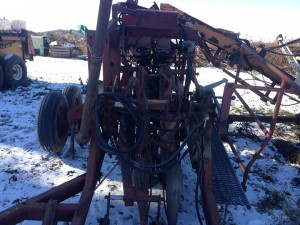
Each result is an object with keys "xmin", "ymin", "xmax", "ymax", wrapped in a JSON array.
[{"xmin": 229, "ymin": 114, "xmax": 300, "ymax": 124}]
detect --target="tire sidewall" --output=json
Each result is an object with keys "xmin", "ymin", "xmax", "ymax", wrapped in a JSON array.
[
  {"xmin": 0, "ymin": 65, "xmax": 3, "ymax": 89},
  {"xmin": 62, "ymin": 85, "xmax": 83, "ymax": 108},
  {"xmin": 51, "ymin": 94, "xmax": 70, "ymax": 150},
  {"xmin": 38, "ymin": 91, "xmax": 69, "ymax": 153}
]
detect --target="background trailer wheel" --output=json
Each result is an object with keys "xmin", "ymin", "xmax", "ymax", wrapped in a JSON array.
[
  {"xmin": 38, "ymin": 91, "xmax": 70, "ymax": 153},
  {"xmin": 0, "ymin": 54, "xmax": 27, "ymax": 88}
]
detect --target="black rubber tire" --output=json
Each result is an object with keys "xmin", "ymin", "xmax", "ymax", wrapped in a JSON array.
[
  {"xmin": 62, "ymin": 85, "xmax": 82, "ymax": 108},
  {"xmin": 38, "ymin": 91, "xmax": 70, "ymax": 153},
  {"xmin": 0, "ymin": 54, "xmax": 27, "ymax": 88},
  {"xmin": 165, "ymin": 162, "xmax": 183, "ymax": 225},
  {"xmin": 119, "ymin": 113, "xmax": 150, "ymax": 223},
  {"xmin": 0, "ymin": 65, "xmax": 3, "ymax": 89}
]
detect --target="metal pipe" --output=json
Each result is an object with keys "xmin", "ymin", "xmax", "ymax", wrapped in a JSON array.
[
  {"xmin": 76, "ymin": 0, "xmax": 113, "ymax": 145},
  {"xmin": 228, "ymin": 115, "xmax": 300, "ymax": 124},
  {"xmin": 200, "ymin": 123, "xmax": 222, "ymax": 225},
  {"xmin": 72, "ymin": 125, "xmax": 105, "ymax": 225},
  {"xmin": 233, "ymin": 90, "xmax": 268, "ymax": 135},
  {"xmin": 222, "ymin": 69, "xmax": 273, "ymax": 102},
  {"xmin": 241, "ymin": 87, "xmax": 285, "ymax": 190},
  {"xmin": 0, "ymin": 175, "xmax": 86, "ymax": 224}
]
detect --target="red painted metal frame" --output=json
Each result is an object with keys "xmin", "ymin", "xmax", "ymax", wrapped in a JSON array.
[
  {"xmin": 0, "ymin": 175, "xmax": 84, "ymax": 224},
  {"xmin": 218, "ymin": 57, "xmax": 300, "ymax": 190},
  {"xmin": 100, "ymin": 2, "xmax": 223, "ymax": 225}
]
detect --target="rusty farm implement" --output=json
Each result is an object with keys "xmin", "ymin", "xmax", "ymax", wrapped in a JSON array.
[{"xmin": 0, "ymin": 0, "xmax": 299, "ymax": 224}]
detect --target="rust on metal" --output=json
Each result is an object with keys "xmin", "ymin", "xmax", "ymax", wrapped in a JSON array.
[
  {"xmin": 76, "ymin": 0, "xmax": 113, "ymax": 145},
  {"xmin": 1, "ymin": 0, "xmax": 300, "ymax": 224}
]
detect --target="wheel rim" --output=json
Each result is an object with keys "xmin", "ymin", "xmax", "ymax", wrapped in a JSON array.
[{"xmin": 12, "ymin": 64, "xmax": 23, "ymax": 81}]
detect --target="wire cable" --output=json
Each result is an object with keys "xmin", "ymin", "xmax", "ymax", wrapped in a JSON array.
[{"xmin": 94, "ymin": 92, "xmax": 144, "ymax": 154}]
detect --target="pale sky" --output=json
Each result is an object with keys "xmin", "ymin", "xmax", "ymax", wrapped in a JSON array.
[{"xmin": 1, "ymin": 0, "xmax": 299, "ymax": 42}]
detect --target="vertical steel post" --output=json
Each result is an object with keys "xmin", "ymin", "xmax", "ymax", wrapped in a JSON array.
[{"xmin": 76, "ymin": 0, "xmax": 113, "ymax": 144}]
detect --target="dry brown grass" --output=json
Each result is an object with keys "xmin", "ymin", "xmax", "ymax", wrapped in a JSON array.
[
  {"xmin": 251, "ymin": 39, "xmax": 300, "ymax": 76},
  {"xmin": 194, "ymin": 38, "xmax": 300, "ymax": 73},
  {"xmin": 257, "ymin": 188, "xmax": 300, "ymax": 225},
  {"xmin": 273, "ymin": 139, "xmax": 300, "ymax": 165}
]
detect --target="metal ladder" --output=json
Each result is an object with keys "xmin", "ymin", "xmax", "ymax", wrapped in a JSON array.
[{"xmin": 211, "ymin": 127, "xmax": 250, "ymax": 207}]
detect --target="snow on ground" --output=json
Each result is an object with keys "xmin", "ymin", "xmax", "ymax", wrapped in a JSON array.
[{"xmin": 0, "ymin": 56, "xmax": 299, "ymax": 225}]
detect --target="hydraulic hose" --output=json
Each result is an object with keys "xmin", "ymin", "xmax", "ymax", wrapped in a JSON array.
[
  {"xmin": 94, "ymin": 92, "xmax": 144, "ymax": 154},
  {"xmin": 94, "ymin": 92, "xmax": 207, "ymax": 174}
]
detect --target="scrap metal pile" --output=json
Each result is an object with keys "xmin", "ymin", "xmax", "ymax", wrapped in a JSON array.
[{"xmin": 0, "ymin": 0, "xmax": 299, "ymax": 224}]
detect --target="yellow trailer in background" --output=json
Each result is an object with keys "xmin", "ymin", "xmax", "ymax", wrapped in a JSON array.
[{"xmin": 0, "ymin": 29, "xmax": 34, "ymax": 89}]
